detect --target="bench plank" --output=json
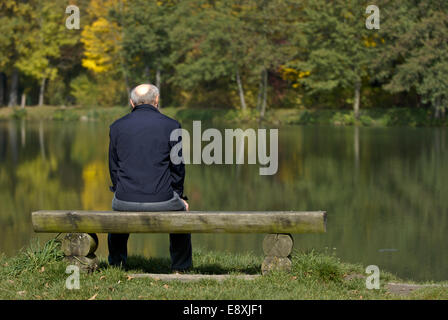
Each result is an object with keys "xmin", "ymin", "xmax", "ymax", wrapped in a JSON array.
[{"xmin": 31, "ymin": 211, "xmax": 326, "ymax": 234}]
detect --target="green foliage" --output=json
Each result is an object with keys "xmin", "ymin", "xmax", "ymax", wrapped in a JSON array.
[
  {"xmin": 12, "ymin": 108, "xmax": 27, "ymax": 119},
  {"xmin": 1, "ymin": 0, "xmax": 448, "ymax": 122},
  {"xmin": 15, "ymin": 0, "xmax": 78, "ymax": 82},
  {"xmin": 359, "ymin": 115, "xmax": 373, "ymax": 126},
  {"xmin": 292, "ymin": 250, "xmax": 344, "ymax": 283},
  {"xmin": 52, "ymin": 109, "xmax": 79, "ymax": 121},
  {"xmin": 46, "ymin": 77, "xmax": 69, "ymax": 106},
  {"xmin": 70, "ymin": 74, "xmax": 100, "ymax": 107},
  {"xmin": 120, "ymin": 0, "xmax": 172, "ymax": 82},
  {"xmin": 297, "ymin": 110, "xmax": 316, "ymax": 125},
  {"xmin": 375, "ymin": 1, "xmax": 448, "ymax": 117},
  {"xmin": 332, "ymin": 112, "xmax": 355, "ymax": 126},
  {"xmin": 3, "ymin": 239, "xmax": 63, "ymax": 276}
]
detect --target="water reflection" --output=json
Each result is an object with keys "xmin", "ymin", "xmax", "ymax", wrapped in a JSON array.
[{"xmin": 0, "ymin": 119, "xmax": 447, "ymax": 281}]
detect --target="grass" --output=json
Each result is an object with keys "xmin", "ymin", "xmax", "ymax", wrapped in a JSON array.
[
  {"xmin": 0, "ymin": 239, "xmax": 447, "ymax": 300},
  {"xmin": 0, "ymin": 105, "xmax": 446, "ymax": 127}
]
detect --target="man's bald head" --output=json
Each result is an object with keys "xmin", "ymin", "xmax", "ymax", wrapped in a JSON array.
[{"xmin": 130, "ymin": 84, "xmax": 159, "ymax": 107}]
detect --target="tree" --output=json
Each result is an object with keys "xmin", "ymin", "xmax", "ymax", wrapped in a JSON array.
[
  {"xmin": 168, "ymin": 0, "xmax": 239, "ymax": 105},
  {"xmin": 120, "ymin": 0, "xmax": 176, "ymax": 106},
  {"xmin": 168, "ymin": 0, "xmax": 295, "ymax": 113},
  {"xmin": 242, "ymin": 0, "xmax": 298, "ymax": 118},
  {"xmin": 15, "ymin": 0, "xmax": 78, "ymax": 106},
  {"xmin": 287, "ymin": 0, "xmax": 379, "ymax": 118},
  {"xmin": 0, "ymin": 0, "xmax": 35, "ymax": 106},
  {"xmin": 374, "ymin": 0, "xmax": 448, "ymax": 118},
  {"xmin": 81, "ymin": 0, "xmax": 130, "ymax": 98}
]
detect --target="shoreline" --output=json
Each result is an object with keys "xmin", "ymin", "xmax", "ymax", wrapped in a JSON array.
[
  {"xmin": 0, "ymin": 105, "xmax": 446, "ymax": 127},
  {"xmin": 0, "ymin": 240, "xmax": 447, "ymax": 300}
]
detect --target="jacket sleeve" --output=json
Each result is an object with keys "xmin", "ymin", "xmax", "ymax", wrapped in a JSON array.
[
  {"xmin": 108, "ymin": 127, "xmax": 119, "ymax": 192},
  {"xmin": 169, "ymin": 123, "xmax": 185, "ymax": 197}
]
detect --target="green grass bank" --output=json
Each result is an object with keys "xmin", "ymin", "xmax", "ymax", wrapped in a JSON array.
[
  {"xmin": 0, "ymin": 239, "xmax": 447, "ymax": 300},
  {"xmin": 1, "ymin": 105, "xmax": 446, "ymax": 127}
]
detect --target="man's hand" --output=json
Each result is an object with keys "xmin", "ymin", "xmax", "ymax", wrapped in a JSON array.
[{"xmin": 181, "ymin": 199, "xmax": 189, "ymax": 211}]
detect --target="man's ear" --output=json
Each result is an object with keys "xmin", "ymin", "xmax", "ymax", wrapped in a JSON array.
[
  {"xmin": 154, "ymin": 95, "xmax": 159, "ymax": 108},
  {"xmin": 129, "ymin": 99, "xmax": 135, "ymax": 108}
]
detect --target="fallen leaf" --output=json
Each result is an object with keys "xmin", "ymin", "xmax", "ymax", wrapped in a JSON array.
[
  {"xmin": 7, "ymin": 280, "xmax": 14, "ymax": 284},
  {"xmin": 127, "ymin": 275, "xmax": 134, "ymax": 281},
  {"xmin": 117, "ymin": 280, "xmax": 121, "ymax": 284},
  {"xmin": 45, "ymin": 283, "xmax": 50, "ymax": 288},
  {"xmin": 99, "ymin": 276, "xmax": 106, "ymax": 280},
  {"xmin": 39, "ymin": 266, "xmax": 45, "ymax": 273},
  {"xmin": 88, "ymin": 293, "xmax": 98, "ymax": 300},
  {"xmin": 17, "ymin": 291, "xmax": 26, "ymax": 295},
  {"xmin": 163, "ymin": 284, "xmax": 169, "ymax": 289}
]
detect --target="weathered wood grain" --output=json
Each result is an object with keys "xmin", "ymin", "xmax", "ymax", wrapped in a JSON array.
[
  {"xmin": 61, "ymin": 233, "xmax": 98, "ymax": 256},
  {"xmin": 64, "ymin": 254, "xmax": 98, "ymax": 273},
  {"xmin": 262, "ymin": 233, "xmax": 293, "ymax": 257},
  {"xmin": 32, "ymin": 210, "xmax": 326, "ymax": 234}
]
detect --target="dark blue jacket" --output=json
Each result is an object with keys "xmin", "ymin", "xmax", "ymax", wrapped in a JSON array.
[{"xmin": 108, "ymin": 104, "xmax": 185, "ymax": 202}]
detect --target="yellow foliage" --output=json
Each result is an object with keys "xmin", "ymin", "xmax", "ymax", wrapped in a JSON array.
[
  {"xmin": 298, "ymin": 71, "xmax": 311, "ymax": 78},
  {"xmin": 279, "ymin": 66, "xmax": 310, "ymax": 89},
  {"xmin": 81, "ymin": 0, "xmax": 126, "ymax": 74},
  {"xmin": 82, "ymin": 160, "xmax": 111, "ymax": 210},
  {"xmin": 363, "ymin": 35, "xmax": 378, "ymax": 48},
  {"xmin": 280, "ymin": 66, "xmax": 298, "ymax": 81}
]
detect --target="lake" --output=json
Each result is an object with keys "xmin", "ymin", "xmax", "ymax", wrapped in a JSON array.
[{"xmin": 0, "ymin": 118, "xmax": 447, "ymax": 282}]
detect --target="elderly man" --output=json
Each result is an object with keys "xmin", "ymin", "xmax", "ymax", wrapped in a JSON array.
[{"xmin": 108, "ymin": 84, "xmax": 191, "ymax": 272}]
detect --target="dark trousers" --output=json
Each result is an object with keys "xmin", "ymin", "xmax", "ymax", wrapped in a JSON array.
[{"xmin": 108, "ymin": 192, "xmax": 192, "ymax": 271}]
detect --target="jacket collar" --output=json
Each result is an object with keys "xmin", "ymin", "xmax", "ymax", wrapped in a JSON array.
[{"xmin": 132, "ymin": 104, "xmax": 160, "ymax": 113}]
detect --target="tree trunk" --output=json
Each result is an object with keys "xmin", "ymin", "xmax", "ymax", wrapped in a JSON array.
[
  {"xmin": 38, "ymin": 77, "xmax": 46, "ymax": 107},
  {"xmin": 434, "ymin": 107, "xmax": 440, "ymax": 119},
  {"xmin": 434, "ymin": 98, "xmax": 445, "ymax": 119},
  {"xmin": 353, "ymin": 80, "xmax": 361, "ymax": 120},
  {"xmin": 260, "ymin": 68, "xmax": 268, "ymax": 119},
  {"xmin": 8, "ymin": 69, "xmax": 19, "ymax": 107},
  {"xmin": 0, "ymin": 72, "xmax": 6, "ymax": 106},
  {"xmin": 156, "ymin": 68, "xmax": 161, "ymax": 108},
  {"xmin": 235, "ymin": 67, "xmax": 247, "ymax": 111}
]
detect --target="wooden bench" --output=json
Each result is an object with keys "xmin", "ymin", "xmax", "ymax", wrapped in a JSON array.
[{"xmin": 31, "ymin": 210, "xmax": 326, "ymax": 274}]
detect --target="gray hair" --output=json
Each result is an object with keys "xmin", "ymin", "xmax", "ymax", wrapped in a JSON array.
[{"xmin": 130, "ymin": 84, "xmax": 159, "ymax": 106}]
